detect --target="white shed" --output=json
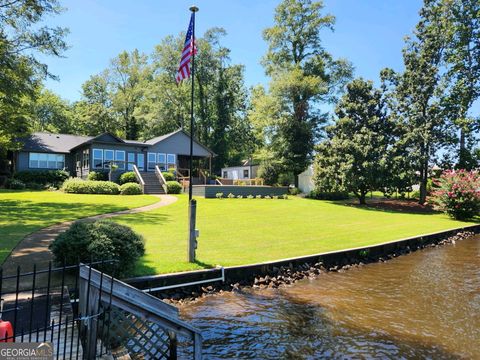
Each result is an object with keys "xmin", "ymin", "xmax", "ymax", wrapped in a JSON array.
[{"xmin": 298, "ymin": 166, "xmax": 314, "ymax": 193}]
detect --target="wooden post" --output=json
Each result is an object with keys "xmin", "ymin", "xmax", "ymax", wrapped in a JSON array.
[{"xmin": 188, "ymin": 199, "xmax": 197, "ymax": 263}]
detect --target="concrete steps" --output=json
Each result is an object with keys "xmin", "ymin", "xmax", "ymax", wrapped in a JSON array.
[{"xmin": 140, "ymin": 172, "xmax": 165, "ymax": 194}]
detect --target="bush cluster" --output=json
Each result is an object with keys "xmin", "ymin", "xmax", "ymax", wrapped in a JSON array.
[
  {"xmin": 162, "ymin": 172, "xmax": 175, "ymax": 181},
  {"xmin": 216, "ymin": 193, "xmax": 288, "ymax": 199},
  {"xmin": 49, "ymin": 220, "xmax": 144, "ymax": 277},
  {"xmin": 429, "ymin": 169, "xmax": 480, "ymax": 220},
  {"xmin": 62, "ymin": 178, "xmax": 120, "ymax": 194},
  {"xmin": 118, "ymin": 171, "xmax": 138, "ymax": 185},
  {"xmin": 87, "ymin": 171, "xmax": 108, "ymax": 181},
  {"xmin": 308, "ymin": 190, "xmax": 350, "ymax": 200},
  {"xmin": 5, "ymin": 178, "xmax": 26, "ymax": 190},
  {"xmin": 120, "ymin": 182, "xmax": 142, "ymax": 195},
  {"xmin": 166, "ymin": 181, "xmax": 182, "ymax": 194},
  {"xmin": 14, "ymin": 170, "xmax": 69, "ymax": 186}
]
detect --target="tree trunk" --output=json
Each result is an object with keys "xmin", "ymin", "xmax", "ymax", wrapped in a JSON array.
[
  {"xmin": 358, "ymin": 192, "xmax": 366, "ymax": 205},
  {"xmin": 294, "ymin": 171, "xmax": 299, "ymax": 188},
  {"xmin": 418, "ymin": 162, "xmax": 428, "ymax": 204}
]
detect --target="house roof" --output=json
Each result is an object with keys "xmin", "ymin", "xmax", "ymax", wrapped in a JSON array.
[
  {"xmin": 20, "ymin": 132, "xmax": 93, "ymax": 153},
  {"xmin": 20, "ymin": 129, "xmax": 215, "ymax": 156}
]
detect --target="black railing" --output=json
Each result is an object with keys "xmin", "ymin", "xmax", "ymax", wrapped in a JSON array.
[{"xmin": 0, "ymin": 261, "xmax": 185, "ymax": 359}]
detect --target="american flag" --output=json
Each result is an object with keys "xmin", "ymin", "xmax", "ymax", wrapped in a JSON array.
[{"xmin": 176, "ymin": 14, "xmax": 197, "ymax": 83}]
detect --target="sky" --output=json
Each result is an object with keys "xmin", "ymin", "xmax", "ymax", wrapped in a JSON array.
[{"xmin": 42, "ymin": 0, "xmax": 423, "ymax": 102}]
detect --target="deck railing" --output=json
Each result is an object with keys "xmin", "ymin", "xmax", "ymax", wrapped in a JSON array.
[
  {"xmin": 133, "ymin": 165, "xmax": 145, "ymax": 193},
  {"xmin": 155, "ymin": 165, "xmax": 168, "ymax": 194}
]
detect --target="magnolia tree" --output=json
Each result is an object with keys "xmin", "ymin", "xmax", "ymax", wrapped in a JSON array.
[{"xmin": 429, "ymin": 170, "xmax": 480, "ymax": 220}]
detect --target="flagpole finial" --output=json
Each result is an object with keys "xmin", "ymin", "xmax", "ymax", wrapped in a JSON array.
[{"xmin": 189, "ymin": 5, "xmax": 199, "ymax": 12}]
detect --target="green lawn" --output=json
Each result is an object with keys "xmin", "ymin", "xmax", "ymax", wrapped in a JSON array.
[
  {"xmin": 113, "ymin": 194, "xmax": 478, "ymax": 276},
  {"xmin": 0, "ymin": 190, "xmax": 159, "ymax": 263}
]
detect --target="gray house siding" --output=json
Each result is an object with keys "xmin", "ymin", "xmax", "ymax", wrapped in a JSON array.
[
  {"xmin": 15, "ymin": 130, "xmax": 215, "ymax": 177},
  {"xmin": 16, "ymin": 151, "xmax": 73, "ymax": 174},
  {"xmin": 147, "ymin": 132, "xmax": 211, "ymax": 157}
]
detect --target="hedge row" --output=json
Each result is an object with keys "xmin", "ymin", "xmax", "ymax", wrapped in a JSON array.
[
  {"xmin": 62, "ymin": 178, "xmax": 142, "ymax": 195},
  {"xmin": 14, "ymin": 170, "xmax": 69, "ymax": 186}
]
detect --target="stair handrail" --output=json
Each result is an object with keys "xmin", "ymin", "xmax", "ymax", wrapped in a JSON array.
[
  {"xmin": 155, "ymin": 165, "xmax": 168, "ymax": 194},
  {"xmin": 133, "ymin": 165, "xmax": 145, "ymax": 193},
  {"xmin": 199, "ymin": 169, "xmax": 207, "ymax": 185},
  {"xmin": 80, "ymin": 265, "xmax": 203, "ymax": 359},
  {"xmin": 215, "ymin": 178, "xmax": 223, "ymax": 185}
]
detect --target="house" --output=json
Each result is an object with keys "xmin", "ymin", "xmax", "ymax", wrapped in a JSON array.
[
  {"xmin": 221, "ymin": 159, "xmax": 259, "ymax": 180},
  {"xmin": 298, "ymin": 165, "xmax": 314, "ymax": 194},
  {"xmin": 13, "ymin": 129, "xmax": 215, "ymax": 193}
]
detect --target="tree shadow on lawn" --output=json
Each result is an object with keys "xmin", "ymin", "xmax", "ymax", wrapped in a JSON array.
[
  {"xmin": 303, "ymin": 197, "xmax": 444, "ymax": 216},
  {"xmin": 0, "ymin": 199, "xmax": 141, "ymax": 224}
]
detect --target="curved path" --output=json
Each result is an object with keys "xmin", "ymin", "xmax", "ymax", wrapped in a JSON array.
[{"xmin": 2, "ymin": 194, "xmax": 178, "ymax": 275}]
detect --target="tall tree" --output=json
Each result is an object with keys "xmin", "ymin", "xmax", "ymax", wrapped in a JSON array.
[
  {"xmin": 385, "ymin": 0, "xmax": 454, "ymax": 204},
  {"xmin": 0, "ymin": 0, "xmax": 68, "ymax": 153},
  {"xmin": 254, "ymin": 0, "xmax": 353, "ymax": 186},
  {"xmin": 31, "ymin": 88, "xmax": 74, "ymax": 133},
  {"xmin": 441, "ymin": 0, "xmax": 480, "ymax": 168},
  {"xmin": 313, "ymin": 78, "xmax": 391, "ymax": 204},
  {"xmin": 108, "ymin": 50, "xmax": 151, "ymax": 140},
  {"xmin": 74, "ymin": 73, "xmax": 118, "ymax": 136}
]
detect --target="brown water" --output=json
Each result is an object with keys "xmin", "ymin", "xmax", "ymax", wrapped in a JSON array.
[{"xmin": 180, "ymin": 236, "xmax": 480, "ymax": 359}]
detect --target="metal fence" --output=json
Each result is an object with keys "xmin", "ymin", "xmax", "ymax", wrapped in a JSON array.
[{"xmin": 0, "ymin": 261, "xmax": 202, "ymax": 359}]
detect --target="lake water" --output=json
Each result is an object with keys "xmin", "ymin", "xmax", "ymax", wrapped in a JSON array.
[{"xmin": 180, "ymin": 236, "xmax": 480, "ymax": 359}]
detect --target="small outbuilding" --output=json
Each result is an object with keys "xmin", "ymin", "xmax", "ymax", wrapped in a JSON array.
[
  {"xmin": 221, "ymin": 159, "xmax": 259, "ymax": 180},
  {"xmin": 298, "ymin": 165, "xmax": 314, "ymax": 194}
]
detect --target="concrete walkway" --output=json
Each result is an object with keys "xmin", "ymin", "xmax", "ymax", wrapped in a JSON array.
[{"xmin": 1, "ymin": 195, "xmax": 178, "ymax": 275}]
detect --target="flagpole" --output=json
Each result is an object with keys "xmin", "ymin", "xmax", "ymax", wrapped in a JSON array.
[{"xmin": 188, "ymin": 5, "xmax": 198, "ymax": 263}]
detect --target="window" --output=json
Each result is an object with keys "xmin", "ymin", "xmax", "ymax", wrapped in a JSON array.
[
  {"xmin": 137, "ymin": 154, "xmax": 145, "ymax": 171},
  {"xmin": 93, "ymin": 149, "xmax": 103, "ymax": 169},
  {"xmin": 127, "ymin": 153, "xmax": 135, "ymax": 171},
  {"xmin": 157, "ymin": 153, "xmax": 166, "ymax": 171},
  {"xmin": 115, "ymin": 150, "xmax": 125, "ymax": 170},
  {"xmin": 147, "ymin": 153, "xmax": 156, "ymax": 171},
  {"xmin": 82, "ymin": 149, "xmax": 89, "ymax": 169},
  {"xmin": 104, "ymin": 150, "xmax": 114, "ymax": 169},
  {"xmin": 167, "ymin": 154, "xmax": 176, "ymax": 170},
  {"xmin": 243, "ymin": 169, "xmax": 249, "ymax": 178},
  {"xmin": 223, "ymin": 171, "xmax": 228, "ymax": 178},
  {"xmin": 29, "ymin": 152, "xmax": 65, "ymax": 169}
]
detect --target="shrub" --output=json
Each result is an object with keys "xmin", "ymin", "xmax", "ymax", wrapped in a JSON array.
[
  {"xmin": 0, "ymin": 175, "xmax": 7, "ymax": 187},
  {"xmin": 278, "ymin": 172, "xmax": 294, "ymax": 186},
  {"xmin": 62, "ymin": 178, "xmax": 120, "ymax": 194},
  {"xmin": 165, "ymin": 181, "xmax": 182, "ymax": 194},
  {"xmin": 5, "ymin": 178, "xmax": 26, "ymax": 190},
  {"xmin": 289, "ymin": 187, "xmax": 300, "ymax": 195},
  {"xmin": 216, "ymin": 192, "xmax": 224, "ymax": 199},
  {"xmin": 227, "ymin": 193, "xmax": 235, "ymax": 199},
  {"xmin": 247, "ymin": 195, "xmax": 254, "ymax": 199},
  {"xmin": 25, "ymin": 182, "xmax": 44, "ymax": 190},
  {"xmin": 429, "ymin": 169, "xmax": 480, "ymax": 220},
  {"xmin": 162, "ymin": 172, "xmax": 175, "ymax": 181},
  {"xmin": 308, "ymin": 190, "xmax": 350, "ymax": 200},
  {"xmin": 237, "ymin": 195, "xmax": 244, "ymax": 199},
  {"xmin": 282, "ymin": 194, "xmax": 289, "ymax": 200},
  {"xmin": 87, "ymin": 171, "xmax": 108, "ymax": 181},
  {"xmin": 118, "ymin": 172, "xmax": 138, "ymax": 185},
  {"xmin": 120, "ymin": 182, "xmax": 142, "ymax": 195},
  {"xmin": 256, "ymin": 194, "xmax": 262, "ymax": 199},
  {"xmin": 257, "ymin": 161, "xmax": 283, "ymax": 186},
  {"xmin": 49, "ymin": 220, "xmax": 144, "ymax": 277},
  {"xmin": 265, "ymin": 195, "xmax": 271, "ymax": 199},
  {"xmin": 14, "ymin": 170, "xmax": 69, "ymax": 186},
  {"xmin": 273, "ymin": 195, "xmax": 279, "ymax": 200}
]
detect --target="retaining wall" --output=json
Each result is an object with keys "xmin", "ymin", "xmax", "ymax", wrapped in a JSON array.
[
  {"xmin": 192, "ymin": 185, "xmax": 289, "ymax": 198},
  {"xmin": 126, "ymin": 224, "xmax": 480, "ymax": 292}
]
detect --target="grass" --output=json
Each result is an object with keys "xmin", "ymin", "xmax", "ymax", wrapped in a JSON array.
[
  {"xmin": 113, "ymin": 195, "xmax": 478, "ymax": 276},
  {"xmin": 0, "ymin": 190, "xmax": 159, "ymax": 263}
]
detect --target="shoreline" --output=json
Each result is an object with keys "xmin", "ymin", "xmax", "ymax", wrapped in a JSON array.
[{"xmin": 125, "ymin": 225, "xmax": 479, "ymax": 305}]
